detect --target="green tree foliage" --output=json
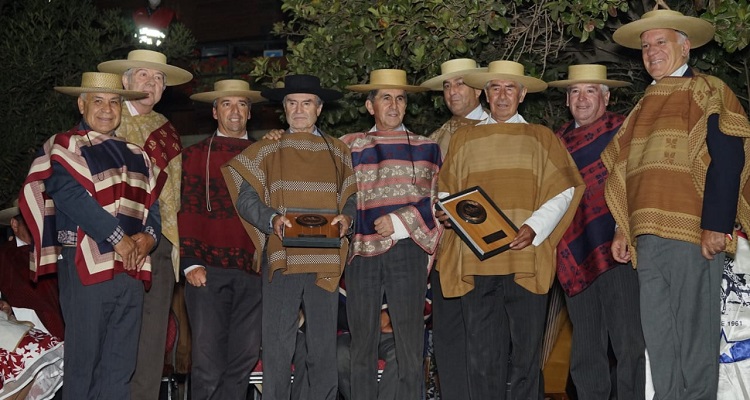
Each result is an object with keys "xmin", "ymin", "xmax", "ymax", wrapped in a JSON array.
[
  {"xmin": 252, "ymin": 0, "xmax": 750, "ymax": 137},
  {"xmin": 0, "ymin": 0, "xmax": 195, "ymax": 206}
]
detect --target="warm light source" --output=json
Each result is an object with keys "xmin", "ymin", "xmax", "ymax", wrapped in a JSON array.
[{"xmin": 137, "ymin": 26, "xmax": 166, "ymax": 46}]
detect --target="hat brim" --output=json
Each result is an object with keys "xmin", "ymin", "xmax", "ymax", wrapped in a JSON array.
[
  {"xmin": 190, "ymin": 90, "xmax": 266, "ymax": 104},
  {"xmin": 547, "ymin": 79, "xmax": 631, "ymax": 88},
  {"xmin": 97, "ymin": 60, "xmax": 193, "ymax": 86},
  {"xmin": 420, "ymin": 68, "xmax": 488, "ymax": 91},
  {"xmin": 345, "ymin": 84, "xmax": 429, "ymax": 93},
  {"xmin": 260, "ymin": 87, "xmax": 343, "ymax": 102},
  {"xmin": 54, "ymin": 87, "xmax": 148, "ymax": 100},
  {"xmin": 463, "ymin": 73, "xmax": 548, "ymax": 93},
  {"xmin": 0, "ymin": 206, "xmax": 19, "ymax": 226},
  {"xmin": 613, "ymin": 16, "xmax": 715, "ymax": 49}
]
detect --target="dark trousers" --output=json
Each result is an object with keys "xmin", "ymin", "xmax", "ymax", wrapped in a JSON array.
[
  {"xmin": 58, "ymin": 247, "xmax": 144, "ymax": 400},
  {"xmin": 337, "ymin": 332, "xmax": 397, "ymax": 400},
  {"xmin": 262, "ymin": 266, "xmax": 338, "ymax": 400},
  {"xmin": 462, "ymin": 274, "xmax": 547, "ymax": 400},
  {"xmin": 185, "ymin": 266, "xmax": 262, "ymax": 400},
  {"xmin": 430, "ymin": 268, "xmax": 470, "ymax": 400},
  {"xmin": 346, "ymin": 240, "xmax": 428, "ymax": 400},
  {"xmin": 565, "ymin": 265, "xmax": 645, "ymax": 400},
  {"xmin": 131, "ymin": 239, "xmax": 176, "ymax": 400},
  {"xmin": 637, "ymin": 235, "xmax": 722, "ymax": 400}
]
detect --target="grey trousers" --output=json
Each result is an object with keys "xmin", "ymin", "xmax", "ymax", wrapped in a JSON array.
[
  {"xmin": 346, "ymin": 240, "xmax": 428, "ymax": 400},
  {"xmin": 262, "ymin": 266, "xmax": 338, "ymax": 400},
  {"xmin": 58, "ymin": 247, "xmax": 144, "ymax": 400},
  {"xmin": 337, "ymin": 332, "xmax": 397, "ymax": 400},
  {"xmin": 185, "ymin": 266, "xmax": 262, "ymax": 400},
  {"xmin": 461, "ymin": 274, "xmax": 547, "ymax": 400},
  {"xmin": 636, "ymin": 235, "xmax": 722, "ymax": 400},
  {"xmin": 565, "ymin": 264, "xmax": 645, "ymax": 400},
  {"xmin": 430, "ymin": 268, "xmax": 470, "ymax": 400},
  {"xmin": 131, "ymin": 239, "xmax": 176, "ymax": 400}
]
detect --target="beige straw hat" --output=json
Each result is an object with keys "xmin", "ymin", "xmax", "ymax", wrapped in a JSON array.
[
  {"xmin": 463, "ymin": 61, "xmax": 547, "ymax": 93},
  {"xmin": 346, "ymin": 69, "xmax": 428, "ymax": 93},
  {"xmin": 54, "ymin": 72, "xmax": 147, "ymax": 99},
  {"xmin": 0, "ymin": 199, "xmax": 19, "ymax": 226},
  {"xmin": 420, "ymin": 59, "xmax": 488, "ymax": 91},
  {"xmin": 190, "ymin": 79, "xmax": 265, "ymax": 103},
  {"xmin": 98, "ymin": 49, "xmax": 193, "ymax": 86},
  {"xmin": 547, "ymin": 64, "xmax": 630, "ymax": 88},
  {"xmin": 613, "ymin": 9, "xmax": 715, "ymax": 50}
]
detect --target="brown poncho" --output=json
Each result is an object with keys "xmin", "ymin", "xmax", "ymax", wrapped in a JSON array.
[
  {"xmin": 601, "ymin": 73, "xmax": 750, "ymax": 263},
  {"xmin": 437, "ymin": 123, "xmax": 584, "ymax": 296},
  {"xmin": 222, "ymin": 133, "xmax": 358, "ymax": 292}
]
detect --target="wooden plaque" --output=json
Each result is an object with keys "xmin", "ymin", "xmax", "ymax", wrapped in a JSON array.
[
  {"xmin": 282, "ymin": 208, "xmax": 341, "ymax": 248},
  {"xmin": 437, "ymin": 186, "xmax": 518, "ymax": 260}
]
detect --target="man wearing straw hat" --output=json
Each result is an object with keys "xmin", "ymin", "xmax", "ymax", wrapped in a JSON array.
[
  {"xmin": 436, "ymin": 60, "xmax": 584, "ymax": 400},
  {"xmin": 18, "ymin": 72, "xmax": 160, "ymax": 399},
  {"xmin": 178, "ymin": 79, "xmax": 264, "ymax": 399},
  {"xmin": 603, "ymin": 7, "xmax": 750, "ymax": 399},
  {"xmin": 223, "ymin": 74, "xmax": 357, "ymax": 400},
  {"xmin": 341, "ymin": 69, "xmax": 443, "ymax": 400},
  {"xmin": 98, "ymin": 49, "xmax": 193, "ymax": 399},
  {"xmin": 548, "ymin": 64, "xmax": 645, "ymax": 400},
  {"xmin": 420, "ymin": 58, "xmax": 489, "ymax": 400}
]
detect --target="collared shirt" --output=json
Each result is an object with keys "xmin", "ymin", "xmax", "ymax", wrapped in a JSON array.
[
  {"xmin": 470, "ymin": 112, "xmax": 574, "ymax": 246},
  {"xmin": 125, "ymin": 100, "xmax": 141, "ymax": 116},
  {"xmin": 289, "ymin": 126, "xmax": 323, "ymax": 136},
  {"xmin": 465, "ymin": 105, "xmax": 489, "ymax": 121},
  {"xmin": 650, "ymin": 63, "xmax": 689, "ymax": 85}
]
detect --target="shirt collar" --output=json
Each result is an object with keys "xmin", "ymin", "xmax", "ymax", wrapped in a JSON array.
[
  {"xmin": 369, "ymin": 124, "xmax": 407, "ymax": 132},
  {"xmin": 216, "ymin": 129, "xmax": 248, "ymax": 140},
  {"xmin": 125, "ymin": 100, "xmax": 140, "ymax": 116},
  {"xmin": 288, "ymin": 126, "xmax": 322, "ymax": 136},
  {"xmin": 15, "ymin": 237, "xmax": 28, "ymax": 247},
  {"xmin": 651, "ymin": 63, "xmax": 689, "ymax": 85},
  {"xmin": 464, "ymin": 105, "xmax": 489, "ymax": 121},
  {"xmin": 479, "ymin": 112, "xmax": 527, "ymax": 125}
]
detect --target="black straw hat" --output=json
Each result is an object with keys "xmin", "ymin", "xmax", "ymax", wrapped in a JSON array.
[{"xmin": 261, "ymin": 74, "xmax": 342, "ymax": 102}]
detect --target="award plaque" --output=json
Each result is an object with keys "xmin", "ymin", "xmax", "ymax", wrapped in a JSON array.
[
  {"xmin": 282, "ymin": 207, "xmax": 341, "ymax": 248},
  {"xmin": 437, "ymin": 186, "xmax": 518, "ymax": 260}
]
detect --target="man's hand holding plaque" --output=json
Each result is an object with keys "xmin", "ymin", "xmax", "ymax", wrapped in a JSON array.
[{"xmin": 281, "ymin": 208, "xmax": 345, "ymax": 248}]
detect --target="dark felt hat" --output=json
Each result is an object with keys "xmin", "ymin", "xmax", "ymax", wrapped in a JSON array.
[{"xmin": 261, "ymin": 74, "xmax": 342, "ymax": 102}]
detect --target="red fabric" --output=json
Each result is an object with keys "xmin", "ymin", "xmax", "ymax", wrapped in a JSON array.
[
  {"xmin": 133, "ymin": 6, "xmax": 176, "ymax": 30},
  {"xmin": 0, "ymin": 241, "xmax": 64, "ymax": 339}
]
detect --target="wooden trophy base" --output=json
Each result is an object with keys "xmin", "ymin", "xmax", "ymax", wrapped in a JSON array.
[
  {"xmin": 437, "ymin": 186, "xmax": 518, "ymax": 260},
  {"xmin": 282, "ymin": 208, "xmax": 341, "ymax": 248}
]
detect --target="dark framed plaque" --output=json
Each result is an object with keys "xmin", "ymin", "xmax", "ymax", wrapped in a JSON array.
[
  {"xmin": 282, "ymin": 208, "xmax": 341, "ymax": 248},
  {"xmin": 437, "ymin": 186, "xmax": 518, "ymax": 260}
]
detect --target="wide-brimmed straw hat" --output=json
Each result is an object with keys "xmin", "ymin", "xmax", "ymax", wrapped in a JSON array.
[
  {"xmin": 0, "ymin": 199, "xmax": 19, "ymax": 226},
  {"xmin": 54, "ymin": 72, "xmax": 147, "ymax": 99},
  {"xmin": 346, "ymin": 69, "xmax": 428, "ymax": 93},
  {"xmin": 98, "ymin": 49, "xmax": 193, "ymax": 86},
  {"xmin": 260, "ymin": 74, "xmax": 342, "ymax": 102},
  {"xmin": 547, "ymin": 64, "xmax": 630, "ymax": 88},
  {"xmin": 420, "ymin": 59, "xmax": 488, "ymax": 91},
  {"xmin": 463, "ymin": 61, "xmax": 547, "ymax": 93},
  {"xmin": 190, "ymin": 79, "xmax": 265, "ymax": 103},
  {"xmin": 613, "ymin": 9, "xmax": 715, "ymax": 50}
]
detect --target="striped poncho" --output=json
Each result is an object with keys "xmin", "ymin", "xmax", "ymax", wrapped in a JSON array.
[
  {"xmin": 555, "ymin": 112, "xmax": 625, "ymax": 296},
  {"xmin": 601, "ymin": 73, "xmax": 750, "ymax": 262},
  {"xmin": 339, "ymin": 130, "xmax": 443, "ymax": 262},
  {"xmin": 222, "ymin": 132, "xmax": 357, "ymax": 292},
  {"xmin": 19, "ymin": 128, "xmax": 158, "ymax": 284},
  {"xmin": 437, "ymin": 123, "xmax": 584, "ymax": 296}
]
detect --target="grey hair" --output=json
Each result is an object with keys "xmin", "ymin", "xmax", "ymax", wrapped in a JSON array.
[
  {"xmin": 79, "ymin": 93, "xmax": 124, "ymax": 102},
  {"xmin": 484, "ymin": 80, "xmax": 525, "ymax": 91},
  {"xmin": 366, "ymin": 89, "xmax": 408, "ymax": 104},
  {"xmin": 123, "ymin": 68, "xmax": 166, "ymax": 86},
  {"xmin": 212, "ymin": 98, "xmax": 253, "ymax": 108},
  {"xmin": 566, "ymin": 84, "xmax": 610, "ymax": 94},
  {"xmin": 282, "ymin": 94, "xmax": 323, "ymax": 107}
]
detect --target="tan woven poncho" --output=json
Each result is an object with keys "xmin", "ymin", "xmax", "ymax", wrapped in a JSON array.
[
  {"xmin": 429, "ymin": 114, "xmax": 485, "ymax": 158},
  {"xmin": 601, "ymin": 73, "xmax": 750, "ymax": 263},
  {"xmin": 437, "ymin": 123, "xmax": 585, "ymax": 296},
  {"xmin": 222, "ymin": 133, "xmax": 357, "ymax": 292}
]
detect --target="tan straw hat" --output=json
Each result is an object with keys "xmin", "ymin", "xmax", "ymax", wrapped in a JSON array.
[
  {"xmin": 190, "ymin": 79, "xmax": 265, "ymax": 103},
  {"xmin": 98, "ymin": 49, "xmax": 193, "ymax": 86},
  {"xmin": 547, "ymin": 64, "xmax": 630, "ymax": 88},
  {"xmin": 463, "ymin": 60, "xmax": 547, "ymax": 93},
  {"xmin": 613, "ymin": 9, "xmax": 715, "ymax": 50},
  {"xmin": 54, "ymin": 72, "xmax": 147, "ymax": 99},
  {"xmin": 420, "ymin": 59, "xmax": 488, "ymax": 91},
  {"xmin": 0, "ymin": 199, "xmax": 19, "ymax": 226},
  {"xmin": 346, "ymin": 69, "xmax": 428, "ymax": 93}
]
